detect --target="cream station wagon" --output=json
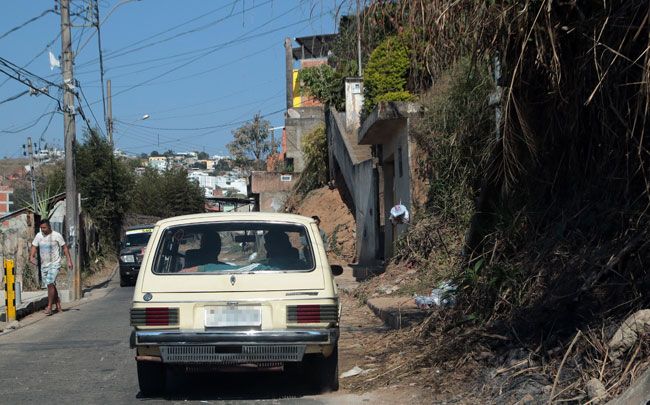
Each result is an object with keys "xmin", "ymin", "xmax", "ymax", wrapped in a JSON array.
[{"xmin": 129, "ymin": 212, "xmax": 343, "ymax": 396}]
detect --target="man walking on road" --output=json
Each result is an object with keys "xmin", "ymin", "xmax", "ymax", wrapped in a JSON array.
[{"xmin": 29, "ymin": 219, "xmax": 72, "ymax": 315}]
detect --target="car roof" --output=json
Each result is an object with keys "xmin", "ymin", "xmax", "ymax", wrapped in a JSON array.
[
  {"xmin": 126, "ymin": 224, "xmax": 155, "ymax": 231},
  {"xmin": 154, "ymin": 212, "xmax": 316, "ymax": 228}
]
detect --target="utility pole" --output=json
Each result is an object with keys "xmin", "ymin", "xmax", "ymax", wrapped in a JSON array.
[
  {"xmin": 356, "ymin": 0, "xmax": 363, "ymax": 76},
  {"xmin": 106, "ymin": 79, "xmax": 113, "ymax": 144},
  {"xmin": 26, "ymin": 137, "xmax": 37, "ymax": 210},
  {"xmin": 60, "ymin": 0, "xmax": 82, "ymax": 301},
  {"xmin": 284, "ymin": 37, "xmax": 293, "ymax": 110}
]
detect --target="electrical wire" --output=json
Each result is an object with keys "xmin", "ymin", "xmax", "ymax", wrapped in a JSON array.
[
  {"xmin": 75, "ymin": 0, "xmax": 242, "ymax": 61},
  {"xmin": 0, "ymin": 90, "xmax": 30, "ymax": 105},
  {"xmin": 115, "ymin": 107, "xmax": 285, "ymax": 133},
  {"xmin": 0, "ymin": 107, "xmax": 59, "ymax": 134},
  {"xmin": 0, "ymin": 66, "xmax": 62, "ymax": 109},
  {"xmin": 0, "ymin": 57, "xmax": 64, "ymax": 90},
  {"xmin": 37, "ymin": 108, "xmax": 59, "ymax": 146},
  {"xmin": 0, "ymin": 9, "xmax": 56, "ymax": 41},
  {"xmin": 92, "ymin": 4, "xmax": 309, "ymax": 105},
  {"xmin": 76, "ymin": 82, "xmax": 106, "ymax": 137}
]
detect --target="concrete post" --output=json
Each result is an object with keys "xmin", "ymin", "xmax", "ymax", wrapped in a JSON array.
[{"xmin": 345, "ymin": 78, "xmax": 363, "ymax": 132}]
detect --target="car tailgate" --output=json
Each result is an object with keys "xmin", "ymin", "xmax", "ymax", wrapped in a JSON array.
[{"xmin": 142, "ymin": 270, "xmax": 325, "ymax": 293}]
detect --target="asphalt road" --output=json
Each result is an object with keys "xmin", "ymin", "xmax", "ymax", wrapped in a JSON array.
[{"xmin": 0, "ymin": 278, "xmax": 353, "ymax": 404}]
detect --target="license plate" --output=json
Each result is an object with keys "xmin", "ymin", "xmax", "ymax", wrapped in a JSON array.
[{"xmin": 204, "ymin": 306, "xmax": 261, "ymax": 327}]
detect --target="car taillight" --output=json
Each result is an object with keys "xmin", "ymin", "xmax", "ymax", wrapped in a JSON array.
[
  {"xmin": 287, "ymin": 304, "xmax": 338, "ymax": 324},
  {"xmin": 130, "ymin": 307, "xmax": 179, "ymax": 326}
]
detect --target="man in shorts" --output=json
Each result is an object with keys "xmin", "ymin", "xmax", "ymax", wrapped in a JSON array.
[{"xmin": 29, "ymin": 219, "xmax": 73, "ymax": 315}]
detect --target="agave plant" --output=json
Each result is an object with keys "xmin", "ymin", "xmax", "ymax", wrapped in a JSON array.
[{"xmin": 21, "ymin": 187, "xmax": 60, "ymax": 220}]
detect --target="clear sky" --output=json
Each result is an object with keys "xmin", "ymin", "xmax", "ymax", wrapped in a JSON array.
[{"xmin": 0, "ymin": 0, "xmax": 344, "ymax": 158}]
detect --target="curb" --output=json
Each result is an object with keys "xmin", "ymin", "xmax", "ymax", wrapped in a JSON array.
[
  {"xmin": 0, "ymin": 265, "xmax": 118, "ymax": 324},
  {"xmin": 0, "ymin": 296, "xmax": 49, "ymax": 323},
  {"xmin": 367, "ymin": 297, "xmax": 429, "ymax": 330},
  {"xmin": 82, "ymin": 264, "xmax": 118, "ymax": 294}
]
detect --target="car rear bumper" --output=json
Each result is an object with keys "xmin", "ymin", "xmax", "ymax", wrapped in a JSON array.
[
  {"xmin": 132, "ymin": 328, "xmax": 339, "ymax": 348},
  {"xmin": 119, "ymin": 264, "xmax": 140, "ymax": 278},
  {"xmin": 132, "ymin": 329, "xmax": 339, "ymax": 364}
]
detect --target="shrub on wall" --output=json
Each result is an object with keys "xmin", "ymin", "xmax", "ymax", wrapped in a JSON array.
[
  {"xmin": 294, "ymin": 125, "xmax": 328, "ymax": 195},
  {"xmin": 299, "ymin": 64, "xmax": 346, "ymax": 110},
  {"xmin": 363, "ymin": 36, "xmax": 412, "ymax": 112}
]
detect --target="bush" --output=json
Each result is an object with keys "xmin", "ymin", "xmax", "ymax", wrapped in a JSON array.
[
  {"xmin": 363, "ymin": 36, "xmax": 412, "ymax": 112},
  {"xmin": 294, "ymin": 125, "xmax": 327, "ymax": 195},
  {"xmin": 299, "ymin": 64, "xmax": 346, "ymax": 110}
]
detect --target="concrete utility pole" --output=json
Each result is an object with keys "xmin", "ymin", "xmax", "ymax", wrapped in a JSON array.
[
  {"xmin": 284, "ymin": 37, "xmax": 293, "ymax": 110},
  {"xmin": 356, "ymin": 0, "xmax": 363, "ymax": 76},
  {"xmin": 26, "ymin": 137, "xmax": 37, "ymax": 210},
  {"xmin": 60, "ymin": 0, "xmax": 82, "ymax": 301},
  {"xmin": 106, "ymin": 79, "xmax": 113, "ymax": 144}
]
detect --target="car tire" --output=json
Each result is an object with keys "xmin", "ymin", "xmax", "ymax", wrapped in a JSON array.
[
  {"xmin": 305, "ymin": 345, "xmax": 339, "ymax": 392},
  {"xmin": 120, "ymin": 276, "xmax": 127, "ymax": 287},
  {"xmin": 137, "ymin": 361, "xmax": 166, "ymax": 396}
]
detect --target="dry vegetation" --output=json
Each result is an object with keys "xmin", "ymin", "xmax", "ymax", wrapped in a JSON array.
[{"xmin": 343, "ymin": 0, "xmax": 650, "ymax": 402}]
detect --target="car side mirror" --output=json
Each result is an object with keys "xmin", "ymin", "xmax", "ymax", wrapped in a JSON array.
[{"xmin": 330, "ymin": 265, "xmax": 344, "ymax": 276}]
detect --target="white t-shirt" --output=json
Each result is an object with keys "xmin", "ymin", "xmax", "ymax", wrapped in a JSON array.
[{"xmin": 32, "ymin": 231, "xmax": 66, "ymax": 268}]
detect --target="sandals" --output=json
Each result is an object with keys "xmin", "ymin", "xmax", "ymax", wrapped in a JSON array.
[{"xmin": 44, "ymin": 309, "xmax": 53, "ymax": 316}]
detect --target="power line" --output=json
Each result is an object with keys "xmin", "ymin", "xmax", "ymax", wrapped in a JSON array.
[
  {"xmin": 0, "ymin": 90, "xmax": 30, "ymax": 105},
  {"xmin": 92, "ymin": 0, "xmax": 107, "ymax": 129},
  {"xmin": 115, "ymin": 107, "xmax": 285, "ymax": 133},
  {"xmin": 0, "ymin": 106, "xmax": 60, "ymax": 134},
  {"xmin": 76, "ymin": 0, "xmax": 245, "ymax": 65},
  {"xmin": 94, "ymin": 5, "xmax": 309, "ymax": 105},
  {"xmin": 0, "ymin": 56, "xmax": 64, "ymax": 90},
  {"xmin": 37, "ymin": 108, "xmax": 59, "ymax": 145},
  {"xmin": 0, "ymin": 66, "xmax": 62, "ymax": 108},
  {"xmin": 76, "ymin": 82, "xmax": 105, "ymax": 137},
  {"xmin": 0, "ymin": 34, "xmax": 61, "ymax": 89},
  {"xmin": 0, "ymin": 9, "xmax": 56, "ymax": 41}
]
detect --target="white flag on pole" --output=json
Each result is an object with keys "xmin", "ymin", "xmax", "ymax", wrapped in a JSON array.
[{"xmin": 48, "ymin": 50, "xmax": 60, "ymax": 70}]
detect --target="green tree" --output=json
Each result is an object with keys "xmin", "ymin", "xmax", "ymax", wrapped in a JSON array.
[
  {"xmin": 213, "ymin": 159, "xmax": 233, "ymax": 174},
  {"xmin": 76, "ymin": 129, "xmax": 135, "ymax": 247},
  {"xmin": 227, "ymin": 113, "xmax": 271, "ymax": 163},
  {"xmin": 150, "ymin": 150, "xmax": 160, "ymax": 157},
  {"xmin": 197, "ymin": 151, "xmax": 209, "ymax": 160},
  {"xmin": 363, "ymin": 36, "xmax": 412, "ymax": 112},
  {"xmin": 131, "ymin": 167, "xmax": 204, "ymax": 218}
]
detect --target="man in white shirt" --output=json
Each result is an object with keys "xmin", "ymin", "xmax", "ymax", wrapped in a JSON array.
[{"xmin": 29, "ymin": 219, "xmax": 73, "ymax": 315}]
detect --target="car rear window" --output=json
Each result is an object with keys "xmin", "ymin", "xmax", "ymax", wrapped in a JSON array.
[
  {"xmin": 152, "ymin": 222, "xmax": 315, "ymax": 274},
  {"xmin": 124, "ymin": 232, "xmax": 151, "ymax": 247}
]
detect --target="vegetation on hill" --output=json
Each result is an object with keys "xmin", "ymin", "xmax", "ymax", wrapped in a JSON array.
[{"xmin": 335, "ymin": 0, "xmax": 650, "ymax": 400}]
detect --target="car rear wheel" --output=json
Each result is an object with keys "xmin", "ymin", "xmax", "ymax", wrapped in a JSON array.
[
  {"xmin": 137, "ymin": 361, "xmax": 166, "ymax": 396},
  {"xmin": 120, "ymin": 277, "xmax": 127, "ymax": 287},
  {"xmin": 305, "ymin": 345, "xmax": 339, "ymax": 392}
]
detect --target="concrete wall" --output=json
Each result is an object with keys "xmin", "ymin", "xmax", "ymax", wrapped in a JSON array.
[
  {"xmin": 250, "ymin": 171, "xmax": 298, "ymax": 213},
  {"xmin": 285, "ymin": 107, "xmax": 325, "ymax": 172},
  {"xmin": 0, "ymin": 212, "xmax": 35, "ymax": 290},
  {"xmin": 327, "ymin": 109, "xmax": 379, "ymax": 265},
  {"xmin": 382, "ymin": 124, "xmax": 413, "ymax": 243},
  {"xmin": 249, "ymin": 171, "xmax": 297, "ymax": 193},
  {"xmin": 259, "ymin": 192, "xmax": 290, "ymax": 213}
]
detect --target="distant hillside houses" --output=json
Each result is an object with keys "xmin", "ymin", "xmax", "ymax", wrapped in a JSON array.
[{"xmin": 187, "ymin": 171, "xmax": 247, "ymax": 198}]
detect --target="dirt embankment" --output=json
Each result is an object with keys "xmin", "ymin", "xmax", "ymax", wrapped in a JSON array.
[{"xmin": 288, "ymin": 187, "xmax": 356, "ymax": 264}]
